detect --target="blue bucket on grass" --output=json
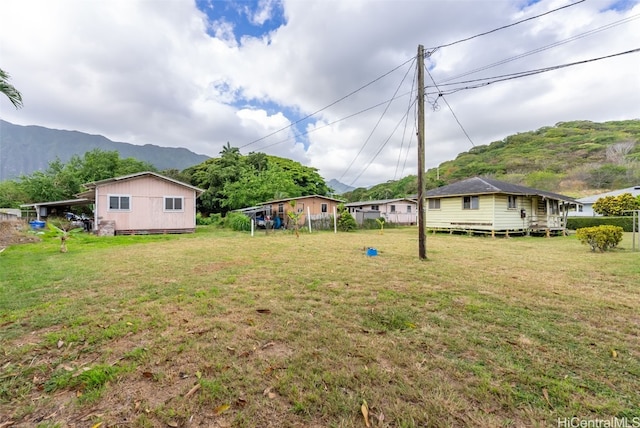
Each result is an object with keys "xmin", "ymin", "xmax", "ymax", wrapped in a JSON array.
[
  {"xmin": 366, "ymin": 247, "xmax": 378, "ymax": 257},
  {"xmin": 29, "ymin": 220, "xmax": 46, "ymax": 230}
]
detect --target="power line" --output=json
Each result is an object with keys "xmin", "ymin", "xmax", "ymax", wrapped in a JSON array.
[
  {"xmin": 427, "ymin": 0, "xmax": 586, "ymax": 53},
  {"xmin": 338, "ymin": 57, "xmax": 416, "ymax": 181},
  {"xmin": 425, "ymin": 64, "xmax": 476, "ymax": 147},
  {"xmin": 439, "ymin": 13, "xmax": 640, "ymax": 84},
  {"xmin": 429, "ymin": 47, "xmax": 640, "ymax": 95},
  {"xmin": 239, "ymin": 56, "xmax": 415, "ymax": 150}
]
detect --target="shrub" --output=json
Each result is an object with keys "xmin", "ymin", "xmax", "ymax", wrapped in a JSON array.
[
  {"xmin": 196, "ymin": 212, "xmax": 223, "ymax": 226},
  {"xmin": 224, "ymin": 212, "xmax": 251, "ymax": 231},
  {"xmin": 567, "ymin": 216, "xmax": 636, "ymax": 232},
  {"xmin": 336, "ymin": 204, "xmax": 357, "ymax": 232},
  {"xmin": 576, "ymin": 225, "xmax": 624, "ymax": 252}
]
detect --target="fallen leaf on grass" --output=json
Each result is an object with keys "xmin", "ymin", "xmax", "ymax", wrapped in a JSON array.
[
  {"xmin": 57, "ymin": 339, "xmax": 64, "ymax": 349},
  {"xmin": 256, "ymin": 309, "xmax": 271, "ymax": 314},
  {"xmin": 142, "ymin": 371, "xmax": 153, "ymax": 379},
  {"xmin": 611, "ymin": 349, "xmax": 618, "ymax": 358},
  {"xmin": 361, "ymin": 399, "xmax": 370, "ymax": 427},
  {"xmin": 90, "ymin": 423, "xmax": 103, "ymax": 428},
  {"xmin": 167, "ymin": 421, "xmax": 179, "ymax": 427},
  {"xmin": 214, "ymin": 404, "xmax": 230, "ymax": 415}
]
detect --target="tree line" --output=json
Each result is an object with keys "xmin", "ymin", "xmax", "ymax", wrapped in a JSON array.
[{"xmin": 0, "ymin": 147, "xmax": 333, "ymax": 217}]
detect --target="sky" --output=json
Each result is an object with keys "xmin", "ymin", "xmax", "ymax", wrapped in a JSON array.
[{"xmin": 1, "ymin": 0, "xmax": 639, "ymax": 188}]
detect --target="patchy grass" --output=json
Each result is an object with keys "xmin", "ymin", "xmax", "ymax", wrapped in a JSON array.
[{"xmin": 1, "ymin": 227, "xmax": 639, "ymax": 427}]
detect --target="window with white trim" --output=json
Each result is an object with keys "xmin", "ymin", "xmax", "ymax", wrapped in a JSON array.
[
  {"xmin": 390, "ymin": 205, "xmax": 396, "ymax": 213},
  {"xmin": 321, "ymin": 203, "xmax": 328, "ymax": 213},
  {"xmin": 508, "ymin": 195, "xmax": 517, "ymax": 209},
  {"xmin": 463, "ymin": 196, "xmax": 479, "ymax": 210},
  {"xmin": 164, "ymin": 196, "xmax": 184, "ymax": 211},
  {"xmin": 407, "ymin": 205, "xmax": 412, "ymax": 213},
  {"xmin": 428, "ymin": 199, "xmax": 440, "ymax": 209},
  {"xmin": 109, "ymin": 195, "xmax": 130, "ymax": 211}
]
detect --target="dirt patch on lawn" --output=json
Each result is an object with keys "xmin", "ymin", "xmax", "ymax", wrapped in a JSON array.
[{"xmin": 0, "ymin": 220, "xmax": 40, "ymax": 250}]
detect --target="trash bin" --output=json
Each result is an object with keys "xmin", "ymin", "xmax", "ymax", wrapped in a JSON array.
[{"xmin": 29, "ymin": 220, "xmax": 46, "ymax": 230}]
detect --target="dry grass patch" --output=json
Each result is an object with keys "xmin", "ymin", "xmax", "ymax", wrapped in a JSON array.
[{"xmin": 1, "ymin": 228, "xmax": 639, "ymax": 427}]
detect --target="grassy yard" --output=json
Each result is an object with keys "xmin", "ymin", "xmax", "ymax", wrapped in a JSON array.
[{"xmin": 1, "ymin": 227, "xmax": 639, "ymax": 427}]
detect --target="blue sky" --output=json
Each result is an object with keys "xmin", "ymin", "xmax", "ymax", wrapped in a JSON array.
[{"xmin": 196, "ymin": 0, "xmax": 286, "ymax": 41}]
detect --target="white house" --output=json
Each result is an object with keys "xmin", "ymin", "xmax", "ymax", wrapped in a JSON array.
[
  {"xmin": 425, "ymin": 177, "xmax": 577, "ymax": 235},
  {"xmin": 570, "ymin": 185, "xmax": 640, "ymax": 217},
  {"xmin": 344, "ymin": 198, "xmax": 418, "ymax": 225}
]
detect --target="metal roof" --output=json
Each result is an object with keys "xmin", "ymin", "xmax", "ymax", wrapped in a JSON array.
[{"xmin": 576, "ymin": 186, "xmax": 640, "ymax": 204}]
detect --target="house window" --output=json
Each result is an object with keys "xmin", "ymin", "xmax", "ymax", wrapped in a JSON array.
[
  {"xmin": 371, "ymin": 205, "xmax": 379, "ymax": 211},
  {"xmin": 278, "ymin": 203, "xmax": 284, "ymax": 214},
  {"xmin": 508, "ymin": 195, "xmax": 517, "ymax": 209},
  {"xmin": 164, "ymin": 196, "xmax": 184, "ymax": 211},
  {"xmin": 407, "ymin": 205, "xmax": 412, "ymax": 213},
  {"xmin": 109, "ymin": 195, "xmax": 130, "ymax": 211},
  {"xmin": 321, "ymin": 203, "xmax": 328, "ymax": 213},
  {"xmin": 428, "ymin": 199, "xmax": 441, "ymax": 210},
  {"xmin": 390, "ymin": 205, "xmax": 396, "ymax": 213},
  {"xmin": 463, "ymin": 196, "xmax": 479, "ymax": 210},
  {"xmin": 297, "ymin": 202, "xmax": 304, "ymax": 213}
]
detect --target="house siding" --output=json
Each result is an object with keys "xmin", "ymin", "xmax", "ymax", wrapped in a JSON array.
[
  {"xmin": 427, "ymin": 195, "xmax": 538, "ymax": 231},
  {"xmin": 264, "ymin": 196, "xmax": 341, "ymax": 227},
  {"xmin": 95, "ymin": 176, "xmax": 197, "ymax": 232}
]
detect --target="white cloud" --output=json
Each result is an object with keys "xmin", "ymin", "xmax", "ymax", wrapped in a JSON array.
[{"xmin": 1, "ymin": 0, "xmax": 639, "ymax": 188}]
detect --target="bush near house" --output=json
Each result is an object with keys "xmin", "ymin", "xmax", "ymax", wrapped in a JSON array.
[
  {"xmin": 576, "ymin": 225, "xmax": 624, "ymax": 252},
  {"xmin": 567, "ymin": 216, "xmax": 637, "ymax": 232}
]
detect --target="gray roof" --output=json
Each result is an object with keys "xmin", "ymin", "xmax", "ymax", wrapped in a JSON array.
[
  {"xmin": 576, "ymin": 186, "xmax": 640, "ymax": 204},
  {"xmin": 344, "ymin": 198, "xmax": 417, "ymax": 207},
  {"xmin": 425, "ymin": 177, "xmax": 577, "ymax": 203}
]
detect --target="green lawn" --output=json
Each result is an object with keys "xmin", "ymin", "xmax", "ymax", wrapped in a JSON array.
[{"xmin": 1, "ymin": 227, "xmax": 639, "ymax": 427}]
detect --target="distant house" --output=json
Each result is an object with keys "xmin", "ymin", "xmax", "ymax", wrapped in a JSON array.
[
  {"xmin": 425, "ymin": 177, "xmax": 577, "ymax": 235},
  {"xmin": 23, "ymin": 172, "xmax": 204, "ymax": 235},
  {"xmin": 344, "ymin": 198, "xmax": 418, "ymax": 225},
  {"xmin": 570, "ymin": 185, "xmax": 640, "ymax": 217},
  {"xmin": 237, "ymin": 195, "xmax": 343, "ymax": 229}
]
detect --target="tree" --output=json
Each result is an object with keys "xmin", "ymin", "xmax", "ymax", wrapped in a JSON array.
[
  {"xmin": 0, "ymin": 68, "xmax": 23, "ymax": 108},
  {"xmin": 337, "ymin": 203, "xmax": 357, "ymax": 232},
  {"xmin": 592, "ymin": 193, "xmax": 640, "ymax": 216},
  {"xmin": 287, "ymin": 200, "xmax": 303, "ymax": 238},
  {"xmin": 17, "ymin": 149, "xmax": 155, "ymax": 204}
]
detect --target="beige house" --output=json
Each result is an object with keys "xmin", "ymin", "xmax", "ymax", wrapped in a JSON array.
[
  {"xmin": 344, "ymin": 198, "xmax": 418, "ymax": 225},
  {"xmin": 425, "ymin": 177, "xmax": 577, "ymax": 236},
  {"xmin": 77, "ymin": 172, "xmax": 204, "ymax": 235},
  {"xmin": 238, "ymin": 195, "xmax": 343, "ymax": 229}
]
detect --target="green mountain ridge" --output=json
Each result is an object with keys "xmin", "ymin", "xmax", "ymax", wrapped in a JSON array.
[
  {"xmin": 0, "ymin": 120, "xmax": 211, "ymax": 180},
  {"xmin": 342, "ymin": 119, "xmax": 640, "ymax": 201}
]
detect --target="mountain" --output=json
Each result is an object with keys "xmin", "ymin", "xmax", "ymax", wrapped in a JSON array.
[
  {"xmin": 340, "ymin": 119, "xmax": 640, "ymax": 202},
  {"xmin": 431, "ymin": 120, "xmax": 640, "ymax": 195},
  {"xmin": 0, "ymin": 120, "xmax": 210, "ymax": 180},
  {"xmin": 327, "ymin": 179, "xmax": 355, "ymax": 195}
]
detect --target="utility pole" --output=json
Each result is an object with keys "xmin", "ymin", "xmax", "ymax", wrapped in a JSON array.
[{"xmin": 417, "ymin": 44, "xmax": 427, "ymax": 260}]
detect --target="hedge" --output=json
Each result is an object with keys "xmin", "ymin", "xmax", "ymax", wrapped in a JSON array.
[{"xmin": 567, "ymin": 216, "xmax": 638, "ymax": 232}]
